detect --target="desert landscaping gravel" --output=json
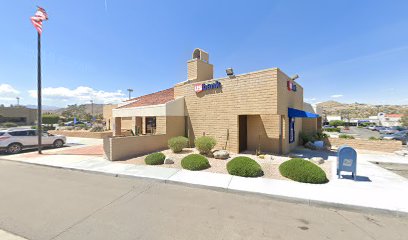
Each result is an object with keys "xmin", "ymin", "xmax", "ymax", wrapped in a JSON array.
[{"xmin": 120, "ymin": 148, "xmax": 332, "ymax": 181}]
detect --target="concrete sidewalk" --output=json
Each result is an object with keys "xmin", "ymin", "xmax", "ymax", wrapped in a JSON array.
[{"xmin": 1, "ymin": 141, "xmax": 407, "ymax": 217}]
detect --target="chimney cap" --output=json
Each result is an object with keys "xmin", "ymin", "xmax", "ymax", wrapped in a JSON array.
[{"xmin": 192, "ymin": 48, "xmax": 209, "ymax": 63}]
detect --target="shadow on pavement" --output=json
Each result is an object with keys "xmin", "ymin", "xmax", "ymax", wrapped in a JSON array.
[
  {"xmin": 339, "ymin": 175, "xmax": 372, "ymax": 182},
  {"xmin": 291, "ymin": 148, "xmax": 337, "ymax": 160}
]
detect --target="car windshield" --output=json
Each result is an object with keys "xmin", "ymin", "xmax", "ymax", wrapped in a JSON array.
[{"xmin": 0, "ymin": 132, "xmax": 5, "ymax": 136}]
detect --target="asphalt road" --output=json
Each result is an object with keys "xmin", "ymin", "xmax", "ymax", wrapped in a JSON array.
[{"xmin": 0, "ymin": 161, "xmax": 407, "ymax": 240}]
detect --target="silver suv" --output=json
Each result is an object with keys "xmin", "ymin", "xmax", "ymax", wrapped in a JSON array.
[{"xmin": 0, "ymin": 129, "xmax": 66, "ymax": 154}]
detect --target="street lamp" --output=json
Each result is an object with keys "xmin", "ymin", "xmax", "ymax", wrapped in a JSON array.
[{"xmin": 127, "ymin": 88, "xmax": 133, "ymax": 100}]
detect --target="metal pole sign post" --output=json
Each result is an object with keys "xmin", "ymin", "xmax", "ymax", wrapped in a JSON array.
[
  {"xmin": 30, "ymin": 6, "xmax": 48, "ymax": 154},
  {"xmin": 37, "ymin": 32, "xmax": 42, "ymax": 154}
]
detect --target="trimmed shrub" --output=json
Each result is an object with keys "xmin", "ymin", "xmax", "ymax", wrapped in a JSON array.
[
  {"xmin": 181, "ymin": 154, "xmax": 210, "ymax": 171},
  {"xmin": 145, "ymin": 152, "xmax": 166, "ymax": 165},
  {"xmin": 168, "ymin": 136, "xmax": 188, "ymax": 153},
  {"xmin": 300, "ymin": 132, "xmax": 329, "ymax": 145},
  {"xmin": 299, "ymin": 132, "xmax": 314, "ymax": 145},
  {"xmin": 279, "ymin": 158, "xmax": 328, "ymax": 184},
  {"xmin": 339, "ymin": 134, "xmax": 355, "ymax": 139},
  {"xmin": 227, "ymin": 157, "xmax": 264, "ymax": 177},
  {"xmin": 1, "ymin": 122, "xmax": 18, "ymax": 128},
  {"xmin": 90, "ymin": 125, "xmax": 104, "ymax": 132},
  {"xmin": 324, "ymin": 128, "xmax": 341, "ymax": 133},
  {"xmin": 329, "ymin": 120, "xmax": 346, "ymax": 127},
  {"xmin": 42, "ymin": 114, "xmax": 60, "ymax": 125},
  {"xmin": 195, "ymin": 136, "xmax": 216, "ymax": 155}
]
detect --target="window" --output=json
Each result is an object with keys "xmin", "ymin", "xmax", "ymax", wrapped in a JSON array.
[
  {"xmin": 9, "ymin": 131, "xmax": 29, "ymax": 136},
  {"xmin": 28, "ymin": 130, "xmax": 37, "ymax": 136},
  {"xmin": 0, "ymin": 132, "xmax": 5, "ymax": 136},
  {"xmin": 145, "ymin": 117, "xmax": 156, "ymax": 134}
]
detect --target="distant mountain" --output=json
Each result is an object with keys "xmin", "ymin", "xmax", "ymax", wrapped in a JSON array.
[
  {"xmin": 25, "ymin": 105, "xmax": 61, "ymax": 111},
  {"xmin": 51, "ymin": 104, "xmax": 104, "ymax": 115},
  {"xmin": 316, "ymin": 101, "xmax": 408, "ymax": 118}
]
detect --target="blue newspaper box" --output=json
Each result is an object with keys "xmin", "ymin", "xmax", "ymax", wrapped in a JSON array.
[{"xmin": 337, "ymin": 145, "xmax": 357, "ymax": 180}]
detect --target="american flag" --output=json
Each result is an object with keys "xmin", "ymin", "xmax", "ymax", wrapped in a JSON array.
[{"xmin": 30, "ymin": 6, "xmax": 48, "ymax": 34}]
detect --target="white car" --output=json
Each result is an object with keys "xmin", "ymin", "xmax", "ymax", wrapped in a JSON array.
[{"xmin": 0, "ymin": 129, "xmax": 66, "ymax": 154}]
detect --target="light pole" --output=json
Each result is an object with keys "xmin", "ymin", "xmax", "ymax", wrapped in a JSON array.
[
  {"xmin": 127, "ymin": 88, "xmax": 133, "ymax": 100},
  {"xmin": 90, "ymin": 100, "xmax": 94, "ymax": 121}
]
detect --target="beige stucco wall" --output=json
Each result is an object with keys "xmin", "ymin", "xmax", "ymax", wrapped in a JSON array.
[
  {"xmin": 49, "ymin": 130, "xmax": 112, "ymax": 139},
  {"xmin": 175, "ymin": 68, "xmax": 303, "ymax": 153},
  {"xmin": 247, "ymin": 115, "xmax": 281, "ymax": 153},
  {"xmin": 302, "ymin": 118, "xmax": 318, "ymax": 135},
  {"xmin": 103, "ymin": 104, "xmax": 117, "ymax": 130},
  {"xmin": 105, "ymin": 116, "xmax": 185, "ymax": 160},
  {"xmin": 187, "ymin": 59, "xmax": 213, "ymax": 82},
  {"xmin": 0, "ymin": 107, "xmax": 37, "ymax": 125},
  {"xmin": 175, "ymin": 68, "xmax": 303, "ymax": 154},
  {"xmin": 276, "ymin": 69, "xmax": 304, "ymax": 152},
  {"xmin": 326, "ymin": 138, "xmax": 403, "ymax": 153}
]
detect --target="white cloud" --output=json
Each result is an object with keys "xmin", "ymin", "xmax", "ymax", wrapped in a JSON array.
[
  {"xmin": 0, "ymin": 84, "xmax": 20, "ymax": 101},
  {"xmin": 330, "ymin": 94, "xmax": 343, "ymax": 98},
  {"xmin": 305, "ymin": 97, "xmax": 317, "ymax": 102},
  {"xmin": 28, "ymin": 86, "xmax": 126, "ymax": 105}
]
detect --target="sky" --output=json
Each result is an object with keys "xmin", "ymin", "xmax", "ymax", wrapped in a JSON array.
[{"xmin": 1, "ymin": 0, "xmax": 408, "ymax": 107}]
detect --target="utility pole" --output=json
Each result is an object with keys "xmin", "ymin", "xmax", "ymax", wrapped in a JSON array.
[{"xmin": 127, "ymin": 88, "xmax": 133, "ymax": 100}]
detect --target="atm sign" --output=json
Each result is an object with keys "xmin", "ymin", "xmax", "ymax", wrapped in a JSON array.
[{"xmin": 287, "ymin": 81, "xmax": 297, "ymax": 92}]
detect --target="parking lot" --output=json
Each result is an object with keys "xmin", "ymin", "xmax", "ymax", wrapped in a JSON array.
[
  {"xmin": 0, "ymin": 137, "xmax": 104, "ymax": 158},
  {"xmin": 342, "ymin": 127, "xmax": 381, "ymax": 139}
]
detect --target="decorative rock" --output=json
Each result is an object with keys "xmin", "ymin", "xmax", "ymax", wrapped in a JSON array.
[
  {"xmin": 311, "ymin": 157, "xmax": 324, "ymax": 165},
  {"xmin": 264, "ymin": 154, "xmax": 273, "ymax": 161},
  {"xmin": 164, "ymin": 157, "xmax": 174, "ymax": 164},
  {"xmin": 213, "ymin": 150, "xmax": 230, "ymax": 159},
  {"xmin": 288, "ymin": 153, "xmax": 303, "ymax": 158}
]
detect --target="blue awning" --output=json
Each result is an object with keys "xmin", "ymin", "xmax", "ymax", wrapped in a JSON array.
[{"xmin": 288, "ymin": 108, "xmax": 320, "ymax": 118}]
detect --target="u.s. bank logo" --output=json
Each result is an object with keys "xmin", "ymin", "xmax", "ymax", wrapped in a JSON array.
[{"xmin": 194, "ymin": 81, "xmax": 221, "ymax": 93}]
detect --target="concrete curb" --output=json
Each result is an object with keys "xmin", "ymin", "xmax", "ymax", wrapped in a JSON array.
[{"xmin": 1, "ymin": 157, "xmax": 407, "ymax": 218}]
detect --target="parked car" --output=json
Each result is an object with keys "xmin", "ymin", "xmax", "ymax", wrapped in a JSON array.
[
  {"xmin": 381, "ymin": 131, "xmax": 408, "ymax": 145},
  {"xmin": 379, "ymin": 126, "xmax": 401, "ymax": 135},
  {"xmin": 64, "ymin": 121, "xmax": 91, "ymax": 127},
  {"xmin": 0, "ymin": 129, "xmax": 66, "ymax": 154},
  {"xmin": 368, "ymin": 125, "xmax": 377, "ymax": 130},
  {"xmin": 323, "ymin": 125, "xmax": 335, "ymax": 129},
  {"xmin": 373, "ymin": 126, "xmax": 387, "ymax": 132}
]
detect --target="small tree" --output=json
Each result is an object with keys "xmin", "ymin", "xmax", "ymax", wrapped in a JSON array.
[
  {"xmin": 401, "ymin": 115, "xmax": 408, "ymax": 127},
  {"xmin": 329, "ymin": 120, "xmax": 346, "ymax": 127},
  {"xmin": 42, "ymin": 114, "xmax": 60, "ymax": 125}
]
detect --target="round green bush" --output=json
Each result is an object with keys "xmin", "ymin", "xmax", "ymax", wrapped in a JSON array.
[
  {"xmin": 279, "ymin": 158, "xmax": 329, "ymax": 184},
  {"xmin": 145, "ymin": 152, "xmax": 166, "ymax": 165},
  {"xmin": 194, "ymin": 136, "xmax": 216, "ymax": 155},
  {"xmin": 226, "ymin": 157, "xmax": 264, "ymax": 177},
  {"xmin": 168, "ymin": 136, "xmax": 189, "ymax": 153},
  {"xmin": 181, "ymin": 154, "xmax": 210, "ymax": 171}
]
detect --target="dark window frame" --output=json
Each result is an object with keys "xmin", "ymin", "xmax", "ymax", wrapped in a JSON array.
[{"xmin": 145, "ymin": 117, "xmax": 157, "ymax": 134}]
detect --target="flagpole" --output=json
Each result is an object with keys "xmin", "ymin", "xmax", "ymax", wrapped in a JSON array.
[{"xmin": 37, "ymin": 32, "xmax": 42, "ymax": 154}]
